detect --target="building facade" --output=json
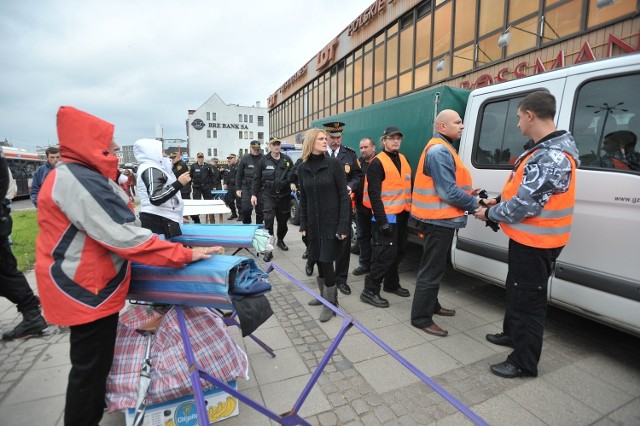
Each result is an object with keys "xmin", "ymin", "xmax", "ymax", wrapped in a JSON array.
[
  {"xmin": 268, "ymin": 0, "xmax": 639, "ymax": 141},
  {"xmin": 186, "ymin": 94, "xmax": 269, "ymax": 161}
]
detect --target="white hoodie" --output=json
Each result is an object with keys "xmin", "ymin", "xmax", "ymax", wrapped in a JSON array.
[{"xmin": 134, "ymin": 138, "xmax": 184, "ymax": 223}]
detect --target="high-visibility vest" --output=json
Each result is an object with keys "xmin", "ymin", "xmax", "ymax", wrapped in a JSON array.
[
  {"xmin": 362, "ymin": 152, "xmax": 412, "ymax": 214},
  {"xmin": 410, "ymin": 138, "xmax": 473, "ymax": 220},
  {"xmin": 500, "ymin": 150, "xmax": 577, "ymax": 248}
]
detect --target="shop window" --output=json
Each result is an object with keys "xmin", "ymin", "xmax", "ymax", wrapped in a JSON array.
[
  {"xmin": 454, "ymin": 0, "xmax": 476, "ymax": 48},
  {"xmin": 337, "ymin": 67, "xmax": 345, "ymax": 102},
  {"xmin": 505, "ymin": 16, "xmax": 538, "ymax": 57},
  {"xmin": 388, "ymin": 22, "xmax": 399, "ymax": 37},
  {"xmin": 452, "ymin": 45, "xmax": 474, "ymax": 75},
  {"xmin": 543, "ymin": 1, "xmax": 582, "ymax": 43},
  {"xmin": 477, "ymin": 32, "xmax": 502, "ymax": 66},
  {"xmin": 415, "ymin": 15, "xmax": 432, "ymax": 65},
  {"xmin": 374, "ymin": 43, "xmax": 385, "ymax": 85},
  {"xmin": 363, "ymin": 89, "xmax": 373, "ymax": 107},
  {"xmin": 345, "ymin": 97, "xmax": 353, "ymax": 113},
  {"xmin": 433, "ymin": 1, "xmax": 452, "ymax": 57},
  {"xmin": 345, "ymin": 64, "xmax": 354, "ymax": 97},
  {"xmin": 399, "ymin": 71, "xmax": 412, "ymax": 95},
  {"xmin": 364, "ymin": 51, "xmax": 373, "ymax": 89},
  {"xmin": 588, "ymin": 0, "xmax": 635, "ymax": 28},
  {"xmin": 509, "ymin": 0, "xmax": 538, "ymax": 22},
  {"xmin": 479, "ymin": 0, "xmax": 505, "ymax": 36},
  {"xmin": 374, "ymin": 84, "xmax": 384, "ymax": 103},
  {"xmin": 386, "ymin": 78, "xmax": 398, "ymax": 99},
  {"xmin": 473, "ymin": 97, "xmax": 528, "ymax": 167},
  {"xmin": 387, "ymin": 36, "xmax": 399, "ymax": 78},
  {"xmin": 414, "ymin": 63, "xmax": 430, "ymax": 89},
  {"xmin": 573, "ymin": 72, "xmax": 640, "ymax": 172},
  {"xmin": 399, "ymin": 25, "xmax": 414, "ymax": 72},
  {"xmin": 330, "ymin": 73, "xmax": 337, "ymax": 106},
  {"xmin": 354, "ymin": 93, "xmax": 362, "ymax": 110},
  {"xmin": 354, "ymin": 57, "xmax": 363, "ymax": 93}
]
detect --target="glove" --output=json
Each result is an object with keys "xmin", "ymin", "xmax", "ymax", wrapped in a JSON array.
[{"xmin": 380, "ymin": 223, "xmax": 392, "ymax": 237}]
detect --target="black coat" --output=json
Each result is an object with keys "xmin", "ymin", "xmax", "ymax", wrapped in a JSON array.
[{"xmin": 298, "ymin": 154, "xmax": 350, "ymax": 263}]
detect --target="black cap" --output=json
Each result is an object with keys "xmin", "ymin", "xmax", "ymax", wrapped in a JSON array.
[
  {"xmin": 169, "ymin": 152, "xmax": 177, "ymax": 158},
  {"xmin": 250, "ymin": 140, "xmax": 261, "ymax": 147},
  {"xmin": 323, "ymin": 121, "xmax": 345, "ymax": 137},
  {"xmin": 382, "ymin": 126, "xmax": 403, "ymax": 138}
]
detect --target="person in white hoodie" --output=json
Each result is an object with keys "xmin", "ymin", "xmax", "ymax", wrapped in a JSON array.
[{"xmin": 134, "ymin": 138, "xmax": 191, "ymax": 238}]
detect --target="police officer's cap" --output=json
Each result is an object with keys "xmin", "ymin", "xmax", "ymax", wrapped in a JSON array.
[
  {"xmin": 196, "ymin": 152, "xmax": 204, "ymax": 158},
  {"xmin": 227, "ymin": 153, "xmax": 237, "ymax": 159},
  {"xmin": 250, "ymin": 140, "xmax": 261, "ymax": 147},
  {"xmin": 269, "ymin": 137, "xmax": 281, "ymax": 145},
  {"xmin": 169, "ymin": 152, "xmax": 178, "ymax": 158},
  {"xmin": 323, "ymin": 121, "xmax": 345, "ymax": 137}
]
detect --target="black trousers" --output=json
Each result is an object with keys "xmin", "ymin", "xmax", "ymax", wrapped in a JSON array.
[
  {"xmin": 355, "ymin": 207, "xmax": 373, "ymax": 269},
  {"xmin": 180, "ymin": 190, "xmax": 200, "ymax": 223},
  {"xmin": 365, "ymin": 212, "xmax": 408, "ymax": 293},
  {"xmin": 504, "ymin": 239, "xmax": 563, "ymax": 376},
  {"xmin": 240, "ymin": 187, "xmax": 263, "ymax": 224},
  {"xmin": 263, "ymin": 194, "xmax": 291, "ymax": 241},
  {"xmin": 192, "ymin": 186, "xmax": 213, "ymax": 200},
  {"xmin": 224, "ymin": 189, "xmax": 240, "ymax": 216},
  {"xmin": 0, "ymin": 234, "xmax": 39, "ymax": 313},
  {"xmin": 410, "ymin": 224, "xmax": 455, "ymax": 329},
  {"xmin": 65, "ymin": 312, "xmax": 119, "ymax": 426},
  {"xmin": 334, "ymin": 209, "xmax": 352, "ymax": 286}
]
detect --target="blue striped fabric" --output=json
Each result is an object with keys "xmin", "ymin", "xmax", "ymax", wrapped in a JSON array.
[{"xmin": 170, "ymin": 224, "xmax": 262, "ymax": 248}]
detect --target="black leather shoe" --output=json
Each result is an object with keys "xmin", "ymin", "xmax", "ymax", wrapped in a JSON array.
[
  {"xmin": 360, "ymin": 290, "xmax": 389, "ymax": 308},
  {"xmin": 302, "ymin": 249, "xmax": 309, "ymax": 260},
  {"xmin": 277, "ymin": 240, "xmax": 289, "ymax": 251},
  {"xmin": 337, "ymin": 282, "xmax": 351, "ymax": 295},
  {"xmin": 236, "ymin": 216, "xmax": 243, "ymax": 221},
  {"xmin": 490, "ymin": 361, "xmax": 523, "ymax": 378},
  {"xmin": 486, "ymin": 333, "xmax": 514, "ymax": 347},
  {"xmin": 383, "ymin": 287, "xmax": 410, "ymax": 297},
  {"xmin": 227, "ymin": 214, "xmax": 238, "ymax": 220},
  {"xmin": 305, "ymin": 262, "xmax": 314, "ymax": 276},
  {"xmin": 352, "ymin": 266, "xmax": 370, "ymax": 276},
  {"xmin": 263, "ymin": 252, "xmax": 273, "ymax": 262}
]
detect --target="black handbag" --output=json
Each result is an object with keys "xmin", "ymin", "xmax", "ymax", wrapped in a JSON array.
[{"xmin": 163, "ymin": 219, "xmax": 182, "ymax": 238}]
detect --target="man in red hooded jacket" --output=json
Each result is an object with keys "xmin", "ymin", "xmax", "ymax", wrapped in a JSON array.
[{"xmin": 36, "ymin": 106, "xmax": 213, "ymax": 426}]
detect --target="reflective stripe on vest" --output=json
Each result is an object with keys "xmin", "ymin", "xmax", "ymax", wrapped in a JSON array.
[
  {"xmin": 500, "ymin": 151, "xmax": 577, "ymax": 248},
  {"xmin": 362, "ymin": 152, "xmax": 412, "ymax": 214},
  {"xmin": 410, "ymin": 137, "xmax": 473, "ymax": 220}
]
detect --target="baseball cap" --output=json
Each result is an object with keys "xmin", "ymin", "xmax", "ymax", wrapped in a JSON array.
[
  {"xmin": 196, "ymin": 152, "xmax": 204, "ymax": 157},
  {"xmin": 250, "ymin": 140, "xmax": 261, "ymax": 147},
  {"xmin": 227, "ymin": 153, "xmax": 237, "ymax": 159},
  {"xmin": 382, "ymin": 126, "xmax": 403, "ymax": 138},
  {"xmin": 269, "ymin": 137, "xmax": 281, "ymax": 145}
]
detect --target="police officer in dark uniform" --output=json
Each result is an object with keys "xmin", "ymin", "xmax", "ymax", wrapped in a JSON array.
[
  {"xmin": 209, "ymin": 157, "xmax": 224, "ymax": 190},
  {"xmin": 171, "ymin": 152, "xmax": 191, "ymax": 201},
  {"xmin": 252, "ymin": 137, "xmax": 294, "ymax": 262},
  {"xmin": 189, "ymin": 152, "xmax": 216, "ymax": 223},
  {"xmin": 324, "ymin": 121, "xmax": 363, "ymax": 296},
  {"xmin": 222, "ymin": 153, "xmax": 240, "ymax": 220},
  {"xmin": 236, "ymin": 140, "xmax": 264, "ymax": 224}
]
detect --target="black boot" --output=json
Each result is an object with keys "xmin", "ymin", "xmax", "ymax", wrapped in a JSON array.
[
  {"xmin": 308, "ymin": 277, "xmax": 324, "ymax": 306},
  {"xmin": 2, "ymin": 307, "xmax": 47, "ymax": 341},
  {"xmin": 305, "ymin": 259, "xmax": 314, "ymax": 276},
  {"xmin": 319, "ymin": 285, "xmax": 338, "ymax": 322}
]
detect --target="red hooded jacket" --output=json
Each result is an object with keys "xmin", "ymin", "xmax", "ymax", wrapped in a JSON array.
[{"xmin": 36, "ymin": 107, "xmax": 193, "ymax": 326}]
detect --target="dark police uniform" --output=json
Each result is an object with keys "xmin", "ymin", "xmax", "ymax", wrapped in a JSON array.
[
  {"xmin": 210, "ymin": 159, "xmax": 223, "ymax": 190},
  {"xmin": 236, "ymin": 144, "xmax": 264, "ymax": 224},
  {"xmin": 324, "ymin": 121, "xmax": 363, "ymax": 295},
  {"xmin": 190, "ymin": 158, "xmax": 215, "ymax": 201},
  {"xmin": 252, "ymin": 149, "xmax": 293, "ymax": 245},
  {"xmin": 223, "ymin": 155, "xmax": 240, "ymax": 218},
  {"xmin": 355, "ymin": 154, "xmax": 374, "ymax": 271}
]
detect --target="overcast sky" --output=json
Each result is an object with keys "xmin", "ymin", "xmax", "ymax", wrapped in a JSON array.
[{"xmin": 0, "ymin": 0, "xmax": 372, "ymax": 151}]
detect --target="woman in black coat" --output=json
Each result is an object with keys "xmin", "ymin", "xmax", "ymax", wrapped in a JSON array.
[{"xmin": 298, "ymin": 128, "xmax": 350, "ymax": 322}]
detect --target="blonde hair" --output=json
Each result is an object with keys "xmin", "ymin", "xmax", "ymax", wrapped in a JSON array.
[{"xmin": 302, "ymin": 128, "xmax": 326, "ymax": 161}]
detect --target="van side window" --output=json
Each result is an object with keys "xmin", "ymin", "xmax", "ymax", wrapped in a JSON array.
[
  {"xmin": 474, "ymin": 97, "xmax": 529, "ymax": 167},
  {"xmin": 572, "ymin": 73, "xmax": 640, "ymax": 172}
]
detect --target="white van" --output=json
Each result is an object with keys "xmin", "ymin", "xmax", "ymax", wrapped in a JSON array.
[{"xmin": 452, "ymin": 54, "xmax": 640, "ymax": 337}]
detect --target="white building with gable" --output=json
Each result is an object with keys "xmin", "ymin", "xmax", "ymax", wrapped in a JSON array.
[{"xmin": 186, "ymin": 94, "xmax": 268, "ymax": 161}]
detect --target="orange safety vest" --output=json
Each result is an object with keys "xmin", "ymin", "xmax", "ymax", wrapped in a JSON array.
[
  {"xmin": 500, "ymin": 150, "xmax": 577, "ymax": 248},
  {"xmin": 410, "ymin": 138, "xmax": 473, "ymax": 220},
  {"xmin": 362, "ymin": 152, "xmax": 412, "ymax": 214}
]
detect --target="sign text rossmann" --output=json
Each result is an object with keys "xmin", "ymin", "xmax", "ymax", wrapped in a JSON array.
[{"xmin": 460, "ymin": 34, "xmax": 638, "ymax": 89}]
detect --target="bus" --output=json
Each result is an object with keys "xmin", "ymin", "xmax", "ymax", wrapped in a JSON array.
[{"xmin": 3, "ymin": 146, "xmax": 45, "ymax": 199}]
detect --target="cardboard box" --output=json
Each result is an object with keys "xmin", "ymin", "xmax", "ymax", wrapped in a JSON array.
[{"xmin": 125, "ymin": 381, "xmax": 238, "ymax": 426}]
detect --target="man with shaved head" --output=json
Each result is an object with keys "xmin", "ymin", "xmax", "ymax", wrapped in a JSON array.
[{"xmin": 410, "ymin": 109, "xmax": 479, "ymax": 337}]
